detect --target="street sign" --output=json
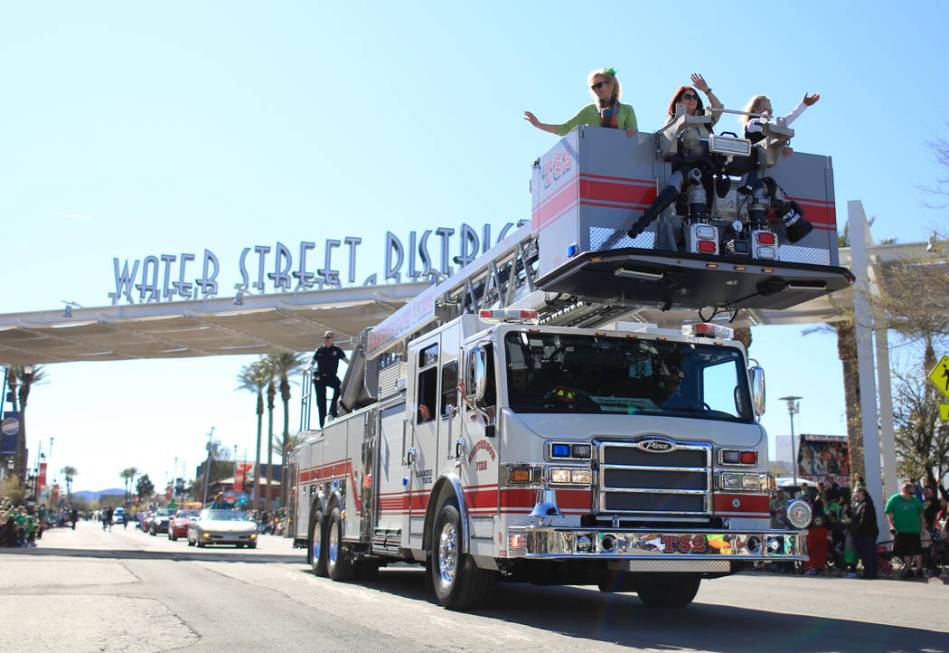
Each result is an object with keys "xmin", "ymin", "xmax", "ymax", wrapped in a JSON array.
[
  {"xmin": 928, "ymin": 355, "xmax": 949, "ymax": 400},
  {"xmin": 941, "ymin": 404, "xmax": 949, "ymax": 422}
]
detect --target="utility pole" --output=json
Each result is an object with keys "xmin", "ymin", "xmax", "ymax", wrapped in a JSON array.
[
  {"xmin": 779, "ymin": 396, "xmax": 802, "ymax": 488},
  {"xmin": 201, "ymin": 426, "xmax": 216, "ymax": 505}
]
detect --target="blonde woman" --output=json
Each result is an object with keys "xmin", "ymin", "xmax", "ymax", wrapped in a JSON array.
[
  {"xmin": 741, "ymin": 92, "xmax": 820, "ymax": 144},
  {"xmin": 524, "ymin": 68, "xmax": 637, "ymax": 137}
]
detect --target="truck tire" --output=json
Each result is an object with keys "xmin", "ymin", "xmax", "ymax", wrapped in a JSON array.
[
  {"xmin": 430, "ymin": 500, "xmax": 495, "ymax": 610},
  {"xmin": 326, "ymin": 507, "xmax": 354, "ymax": 581},
  {"xmin": 635, "ymin": 574, "xmax": 700, "ymax": 608},
  {"xmin": 309, "ymin": 510, "xmax": 328, "ymax": 577}
]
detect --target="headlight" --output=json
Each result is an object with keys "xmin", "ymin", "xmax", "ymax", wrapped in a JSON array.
[
  {"xmin": 249, "ymin": 533, "xmax": 257, "ymax": 539},
  {"xmin": 570, "ymin": 469, "xmax": 592, "ymax": 484},
  {"xmin": 721, "ymin": 473, "xmax": 742, "ymax": 490},
  {"xmin": 786, "ymin": 500, "xmax": 812, "ymax": 529},
  {"xmin": 548, "ymin": 467, "xmax": 592, "ymax": 485},
  {"xmin": 201, "ymin": 531, "xmax": 211, "ymax": 539},
  {"xmin": 742, "ymin": 474, "xmax": 768, "ymax": 491},
  {"xmin": 550, "ymin": 468, "xmax": 572, "ymax": 484}
]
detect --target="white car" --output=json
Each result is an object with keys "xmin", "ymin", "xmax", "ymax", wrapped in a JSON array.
[{"xmin": 187, "ymin": 509, "xmax": 258, "ymax": 548}]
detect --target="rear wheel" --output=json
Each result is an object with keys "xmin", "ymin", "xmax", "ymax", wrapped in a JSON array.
[
  {"xmin": 429, "ymin": 500, "xmax": 495, "ymax": 610},
  {"xmin": 309, "ymin": 510, "xmax": 328, "ymax": 577},
  {"xmin": 636, "ymin": 574, "xmax": 700, "ymax": 608},
  {"xmin": 326, "ymin": 507, "xmax": 354, "ymax": 581}
]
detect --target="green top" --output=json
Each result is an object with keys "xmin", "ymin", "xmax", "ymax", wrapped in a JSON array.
[
  {"xmin": 884, "ymin": 493, "xmax": 924, "ymax": 534},
  {"xmin": 556, "ymin": 103, "xmax": 638, "ymax": 136}
]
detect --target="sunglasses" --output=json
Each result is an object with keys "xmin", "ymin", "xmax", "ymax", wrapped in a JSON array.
[
  {"xmin": 590, "ymin": 81, "xmax": 610, "ymax": 91},
  {"xmin": 680, "ymin": 93, "xmax": 698, "ymax": 100}
]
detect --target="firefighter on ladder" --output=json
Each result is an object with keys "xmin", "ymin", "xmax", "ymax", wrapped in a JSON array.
[{"xmin": 306, "ymin": 330, "xmax": 348, "ymax": 428}]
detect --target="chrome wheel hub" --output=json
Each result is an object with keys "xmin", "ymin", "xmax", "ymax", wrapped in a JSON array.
[
  {"xmin": 328, "ymin": 523, "xmax": 338, "ymax": 565},
  {"xmin": 437, "ymin": 521, "xmax": 458, "ymax": 587}
]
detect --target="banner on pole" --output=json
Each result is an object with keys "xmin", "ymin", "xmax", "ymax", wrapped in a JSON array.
[{"xmin": 0, "ymin": 411, "xmax": 20, "ymax": 455}]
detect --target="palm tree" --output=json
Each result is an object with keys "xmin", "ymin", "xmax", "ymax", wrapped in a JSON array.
[
  {"xmin": 8, "ymin": 365, "xmax": 48, "ymax": 483},
  {"xmin": 237, "ymin": 361, "xmax": 269, "ymax": 511},
  {"xmin": 268, "ymin": 352, "xmax": 306, "ymax": 507},
  {"xmin": 61, "ymin": 466, "xmax": 77, "ymax": 500},
  {"xmin": 120, "ymin": 468, "xmax": 138, "ymax": 506},
  {"xmin": 258, "ymin": 357, "xmax": 277, "ymax": 511}
]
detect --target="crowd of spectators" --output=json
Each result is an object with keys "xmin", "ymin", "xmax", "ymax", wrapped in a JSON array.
[
  {"xmin": 1, "ymin": 498, "xmax": 45, "ymax": 547},
  {"xmin": 770, "ymin": 478, "xmax": 949, "ymax": 579}
]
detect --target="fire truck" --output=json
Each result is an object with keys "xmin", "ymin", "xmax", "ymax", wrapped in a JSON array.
[{"xmin": 291, "ymin": 117, "xmax": 852, "ymax": 610}]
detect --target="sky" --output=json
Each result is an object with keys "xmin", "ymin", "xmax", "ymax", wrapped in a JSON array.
[{"xmin": 1, "ymin": 2, "xmax": 946, "ymax": 492}]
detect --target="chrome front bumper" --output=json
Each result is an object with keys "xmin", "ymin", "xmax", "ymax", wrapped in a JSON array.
[{"xmin": 506, "ymin": 527, "xmax": 807, "ymax": 561}]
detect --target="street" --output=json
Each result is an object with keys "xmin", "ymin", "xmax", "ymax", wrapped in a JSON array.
[{"xmin": 1, "ymin": 521, "xmax": 947, "ymax": 653}]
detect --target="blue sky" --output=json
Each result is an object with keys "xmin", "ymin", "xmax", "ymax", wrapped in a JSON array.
[{"xmin": 1, "ymin": 2, "xmax": 946, "ymax": 491}]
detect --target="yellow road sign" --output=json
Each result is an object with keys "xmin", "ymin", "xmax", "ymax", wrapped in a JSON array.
[
  {"xmin": 928, "ymin": 356, "xmax": 949, "ymax": 400},
  {"xmin": 941, "ymin": 404, "xmax": 949, "ymax": 422}
]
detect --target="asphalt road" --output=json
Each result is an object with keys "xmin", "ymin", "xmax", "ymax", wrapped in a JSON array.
[{"xmin": 1, "ymin": 521, "xmax": 947, "ymax": 653}]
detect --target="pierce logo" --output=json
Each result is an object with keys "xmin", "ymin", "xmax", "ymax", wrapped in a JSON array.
[{"xmin": 640, "ymin": 439, "xmax": 674, "ymax": 453}]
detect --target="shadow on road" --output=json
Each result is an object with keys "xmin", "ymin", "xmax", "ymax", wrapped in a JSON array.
[
  {"xmin": 309, "ymin": 567, "xmax": 949, "ymax": 653},
  {"xmin": 0, "ymin": 547, "xmax": 301, "ymax": 565}
]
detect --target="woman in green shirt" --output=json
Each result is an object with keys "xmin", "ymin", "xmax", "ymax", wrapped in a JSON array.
[{"xmin": 524, "ymin": 68, "xmax": 637, "ymax": 137}]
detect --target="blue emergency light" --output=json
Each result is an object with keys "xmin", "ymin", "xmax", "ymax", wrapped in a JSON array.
[{"xmin": 551, "ymin": 443, "xmax": 571, "ymax": 458}]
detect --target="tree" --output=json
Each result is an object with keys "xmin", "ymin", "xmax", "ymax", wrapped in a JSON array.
[
  {"xmin": 193, "ymin": 440, "xmax": 234, "ymax": 502},
  {"xmin": 264, "ymin": 359, "xmax": 276, "ymax": 510},
  {"xmin": 7, "ymin": 365, "xmax": 48, "ymax": 483},
  {"xmin": 893, "ymin": 364, "xmax": 949, "ymax": 488},
  {"xmin": 267, "ymin": 352, "xmax": 306, "ymax": 507},
  {"xmin": 237, "ymin": 360, "xmax": 269, "ymax": 512},
  {"xmin": 871, "ymin": 247, "xmax": 948, "ymax": 374},
  {"xmin": 61, "ymin": 466, "xmax": 77, "ymax": 500},
  {"xmin": 136, "ymin": 474, "xmax": 155, "ymax": 500},
  {"xmin": 802, "ymin": 227, "xmax": 866, "ymax": 478},
  {"xmin": 120, "ymin": 467, "xmax": 138, "ymax": 506}
]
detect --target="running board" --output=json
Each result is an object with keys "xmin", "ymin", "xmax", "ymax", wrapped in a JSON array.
[{"xmin": 535, "ymin": 248, "xmax": 854, "ymax": 312}]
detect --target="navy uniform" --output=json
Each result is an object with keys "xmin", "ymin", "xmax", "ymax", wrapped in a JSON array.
[{"xmin": 309, "ymin": 330, "xmax": 347, "ymax": 428}]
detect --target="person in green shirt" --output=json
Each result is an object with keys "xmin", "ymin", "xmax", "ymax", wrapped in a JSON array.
[
  {"xmin": 524, "ymin": 67, "xmax": 638, "ymax": 137},
  {"xmin": 884, "ymin": 481, "xmax": 926, "ymax": 578}
]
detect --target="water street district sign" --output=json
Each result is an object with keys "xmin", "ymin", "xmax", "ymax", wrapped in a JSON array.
[{"xmin": 927, "ymin": 355, "xmax": 949, "ymax": 400}]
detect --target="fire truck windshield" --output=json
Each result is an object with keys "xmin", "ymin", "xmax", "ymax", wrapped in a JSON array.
[{"xmin": 503, "ymin": 331, "xmax": 753, "ymax": 422}]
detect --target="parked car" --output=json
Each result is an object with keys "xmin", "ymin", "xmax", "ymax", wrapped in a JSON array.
[
  {"xmin": 187, "ymin": 509, "xmax": 258, "ymax": 548},
  {"xmin": 149, "ymin": 508, "xmax": 172, "ymax": 535},
  {"xmin": 168, "ymin": 510, "xmax": 200, "ymax": 541}
]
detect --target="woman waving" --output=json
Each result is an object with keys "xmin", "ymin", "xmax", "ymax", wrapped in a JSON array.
[{"xmin": 524, "ymin": 68, "xmax": 638, "ymax": 137}]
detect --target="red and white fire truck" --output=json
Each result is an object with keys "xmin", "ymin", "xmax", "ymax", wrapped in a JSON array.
[{"xmin": 291, "ymin": 122, "xmax": 852, "ymax": 610}]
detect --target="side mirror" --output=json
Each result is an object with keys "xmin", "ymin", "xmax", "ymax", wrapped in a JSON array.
[
  {"xmin": 748, "ymin": 366, "xmax": 766, "ymax": 417},
  {"xmin": 467, "ymin": 347, "xmax": 487, "ymax": 404}
]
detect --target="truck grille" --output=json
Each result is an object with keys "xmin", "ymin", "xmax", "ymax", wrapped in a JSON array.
[{"xmin": 597, "ymin": 440, "xmax": 711, "ymax": 519}]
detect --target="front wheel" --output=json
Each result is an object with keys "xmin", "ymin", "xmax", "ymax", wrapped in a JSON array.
[
  {"xmin": 326, "ymin": 507, "xmax": 354, "ymax": 581},
  {"xmin": 636, "ymin": 574, "xmax": 701, "ymax": 608},
  {"xmin": 430, "ymin": 501, "xmax": 495, "ymax": 610}
]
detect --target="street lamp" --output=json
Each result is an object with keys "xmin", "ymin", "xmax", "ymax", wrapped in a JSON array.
[{"xmin": 779, "ymin": 395, "xmax": 803, "ymax": 488}]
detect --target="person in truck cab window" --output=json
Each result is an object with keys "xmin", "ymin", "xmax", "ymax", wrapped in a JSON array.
[{"xmin": 524, "ymin": 67, "xmax": 638, "ymax": 137}]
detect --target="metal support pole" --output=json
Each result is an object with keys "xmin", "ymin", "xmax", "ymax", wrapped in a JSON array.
[
  {"xmin": 201, "ymin": 426, "xmax": 215, "ymax": 505},
  {"xmin": 875, "ymin": 325, "xmax": 898, "ymax": 498},
  {"xmin": 848, "ymin": 200, "xmax": 887, "ymax": 536}
]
